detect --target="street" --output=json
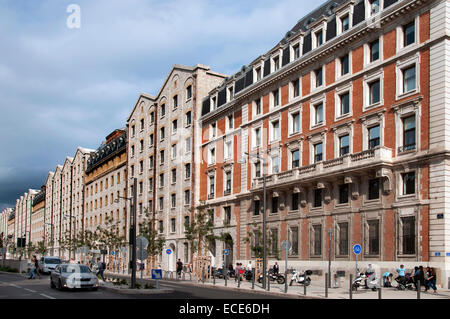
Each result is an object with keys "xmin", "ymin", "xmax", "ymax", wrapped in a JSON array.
[{"xmin": 0, "ymin": 271, "xmax": 289, "ymax": 299}]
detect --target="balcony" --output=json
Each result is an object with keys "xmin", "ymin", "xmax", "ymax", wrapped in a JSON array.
[
  {"xmin": 251, "ymin": 146, "xmax": 393, "ymax": 190},
  {"xmin": 208, "ymin": 193, "xmax": 215, "ymax": 200}
]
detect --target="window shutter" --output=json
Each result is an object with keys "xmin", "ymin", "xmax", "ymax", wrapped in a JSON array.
[
  {"xmin": 282, "ymin": 46, "xmax": 290, "ymax": 67},
  {"xmin": 234, "ymin": 77, "xmax": 245, "ymax": 94},
  {"xmin": 326, "ymin": 17, "xmax": 337, "ymax": 41},
  {"xmin": 352, "ymin": 1, "xmax": 366, "ymax": 27},
  {"xmin": 303, "ymin": 33, "xmax": 312, "ymax": 55}
]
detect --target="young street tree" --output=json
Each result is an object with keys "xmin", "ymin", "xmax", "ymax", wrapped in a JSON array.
[
  {"xmin": 138, "ymin": 208, "xmax": 165, "ymax": 268},
  {"xmin": 244, "ymin": 222, "xmax": 280, "ymax": 260}
]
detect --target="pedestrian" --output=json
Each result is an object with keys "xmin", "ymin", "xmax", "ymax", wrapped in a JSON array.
[
  {"xmin": 176, "ymin": 259, "xmax": 183, "ymax": 279},
  {"xmin": 382, "ymin": 271, "xmax": 392, "ymax": 287},
  {"xmin": 27, "ymin": 256, "xmax": 36, "ymax": 279},
  {"xmin": 425, "ymin": 267, "xmax": 438, "ymax": 293},
  {"xmin": 396, "ymin": 264, "xmax": 406, "ymax": 285},
  {"xmin": 96, "ymin": 258, "xmax": 105, "ymax": 281},
  {"xmin": 273, "ymin": 262, "xmax": 279, "ymax": 275},
  {"xmin": 33, "ymin": 255, "xmax": 41, "ymax": 279},
  {"xmin": 418, "ymin": 266, "xmax": 425, "ymax": 289},
  {"xmin": 235, "ymin": 263, "xmax": 241, "ymax": 282},
  {"xmin": 413, "ymin": 266, "xmax": 420, "ymax": 290}
]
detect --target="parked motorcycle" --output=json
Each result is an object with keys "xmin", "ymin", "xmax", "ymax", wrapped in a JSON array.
[
  {"xmin": 257, "ymin": 269, "xmax": 285, "ymax": 284},
  {"xmin": 289, "ymin": 270, "xmax": 312, "ymax": 286},
  {"xmin": 352, "ymin": 272, "xmax": 380, "ymax": 291}
]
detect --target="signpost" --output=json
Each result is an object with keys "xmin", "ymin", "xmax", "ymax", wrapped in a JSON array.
[
  {"xmin": 152, "ymin": 269, "xmax": 162, "ymax": 289},
  {"xmin": 166, "ymin": 248, "xmax": 172, "ymax": 273},
  {"xmin": 353, "ymin": 244, "xmax": 362, "ymax": 276},
  {"xmin": 136, "ymin": 236, "xmax": 149, "ymax": 279},
  {"xmin": 281, "ymin": 240, "xmax": 291, "ymax": 293}
]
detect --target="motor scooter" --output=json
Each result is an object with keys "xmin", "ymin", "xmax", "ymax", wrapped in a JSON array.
[
  {"xmin": 352, "ymin": 272, "xmax": 380, "ymax": 291},
  {"xmin": 289, "ymin": 270, "xmax": 312, "ymax": 286}
]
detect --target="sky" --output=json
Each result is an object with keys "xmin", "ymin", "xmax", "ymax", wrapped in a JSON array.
[{"xmin": 0, "ymin": 0, "xmax": 326, "ymax": 211}]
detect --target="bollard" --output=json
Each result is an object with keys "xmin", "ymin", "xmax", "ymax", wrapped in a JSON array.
[
  {"xmin": 238, "ymin": 273, "xmax": 241, "ymax": 288},
  {"xmin": 213, "ymin": 270, "xmax": 216, "ymax": 285},
  {"xmin": 349, "ymin": 274, "xmax": 353, "ymax": 299},
  {"xmin": 225, "ymin": 273, "xmax": 227, "ymax": 287},
  {"xmin": 325, "ymin": 273, "xmax": 328, "ymax": 298},
  {"xmin": 267, "ymin": 274, "xmax": 270, "ymax": 291},
  {"xmin": 182, "ymin": 272, "xmax": 185, "ymax": 281},
  {"xmin": 304, "ymin": 281, "xmax": 307, "ymax": 296},
  {"xmin": 378, "ymin": 286, "xmax": 382, "ymax": 299},
  {"xmin": 417, "ymin": 280, "xmax": 420, "ymax": 299}
]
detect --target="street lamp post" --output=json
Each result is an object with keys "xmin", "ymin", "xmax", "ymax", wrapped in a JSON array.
[
  {"xmin": 244, "ymin": 151, "xmax": 268, "ymax": 290},
  {"xmin": 116, "ymin": 178, "xmax": 137, "ymax": 289},
  {"xmin": 328, "ymin": 228, "xmax": 333, "ymax": 288}
]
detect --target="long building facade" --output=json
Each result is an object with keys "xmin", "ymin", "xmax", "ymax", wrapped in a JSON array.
[{"xmin": 199, "ymin": 0, "xmax": 450, "ymax": 288}]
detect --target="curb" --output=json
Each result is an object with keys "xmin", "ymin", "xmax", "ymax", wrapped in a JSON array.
[{"xmin": 99, "ymin": 283, "xmax": 174, "ymax": 295}]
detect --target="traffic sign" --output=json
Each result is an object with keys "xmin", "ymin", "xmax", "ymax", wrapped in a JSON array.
[
  {"xmin": 223, "ymin": 249, "xmax": 229, "ymax": 256},
  {"xmin": 111, "ymin": 251, "xmax": 115, "ymax": 256},
  {"xmin": 166, "ymin": 249, "xmax": 172, "ymax": 255},
  {"xmin": 136, "ymin": 236, "xmax": 149, "ymax": 249},
  {"xmin": 281, "ymin": 240, "xmax": 291, "ymax": 251},
  {"xmin": 353, "ymin": 244, "xmax": 362, "ymax": 255},
  {"xmin": 152, "ymin": 269, "xmax": 162, "ymax": 280},
  {"xmin": 137, "ymin": 248, "xmax": 148, "ymax": 260}
]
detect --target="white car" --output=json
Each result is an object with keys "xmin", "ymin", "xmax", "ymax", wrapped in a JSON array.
[
  {"xmin": 39, "ymin": 256, "xmax": 62, "ymax": 274},
  {"xmin": 50, "ymin": 264, "xmax": 99, "ymax": 290}
]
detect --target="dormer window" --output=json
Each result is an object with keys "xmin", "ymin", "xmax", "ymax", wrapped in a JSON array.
[
  {"xmin": 315, "ymin": 29, "xmax": 323, "ymax": 47},
  {"xmin": 255, "ymin": 67, "xmax": 262, "ymax": 82},
  {"xmin": 293, "ymin": 43, "xmax": 301, "ymax": 60},
  {"xmin": 227, "ymin": 86, "xmax": 234, "ymax": 102},
  {"xmin": 273, "ymin": 56, "xmax": 280, "ymax": 72},
  {"xmin": 341, "ymin": 14, "xmax": 350, "ymax": 32},
  {"xmin": 211, "ymin": 96, "xmax": 217, "ymax": 110},
  {"xmin": 369, "ymin": 0, "xmax": 380, "ymax": 16}
]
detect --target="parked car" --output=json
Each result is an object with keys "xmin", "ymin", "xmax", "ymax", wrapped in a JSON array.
[
  {"xmin": 39, "ymin": 256, "xmax": 62, "ymax": 274},
  {"xmin": 50, "ymin": 264, "xmax": 99, "ymax": 291}
]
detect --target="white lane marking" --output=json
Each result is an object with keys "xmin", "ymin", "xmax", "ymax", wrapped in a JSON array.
[
  {"xmin": 9, "ymin": 284, "xmax": 21, "ymax": 288},
  {"xmin": 24, "ymin": 288, "xmax": 36, "ymax": 293},
  {"xmin": 40, "ymin": 293, "xmax": 56, "ymax": 299}
]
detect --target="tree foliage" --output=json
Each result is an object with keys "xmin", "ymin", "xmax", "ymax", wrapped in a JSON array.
[
  {"xmin": 138, "ymin": 208, "xmax": 165, "ymax": 257},
  {"xmin": 244, "ymin": 222, "xmax": 280, "ymax": 260}
]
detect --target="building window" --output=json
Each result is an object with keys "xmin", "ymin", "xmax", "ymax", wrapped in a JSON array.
[
  {"xmin": 402, "ymin": 172, "xmax": 415, "ymax": 195},
  {"xmin": 271, "ymin": 197, "xmax": 278, "ymax": 214},
  {"xmin": 148, "ymin": 178, "xmax": 153, "ymax": 191},
  {"xmin": 341, "ymin": 14, "xmax": 350, "ymax": 32},
  {"xmin": 340, "ymin": 54, "xmax": 349, "ymax": 76},
  {"xmin": 149, "ymin": 155, "xmax": 154, "ymax": 168},
  {"xmin": 291, "ymin": 193, "xmax": 299, "ymax": 211},
  {"xmin": 314, "ymin": 143, "xmax": 323, "ymax": 163},
  {"xmin": 402, "ymin": 115, "xmax": 416, "ymax": 152},
  {"xmin": 292, "ymin": 79, "xmax": 300, "ymax": 98},
  {"xmin": 228, "ymin": 86, "xmax": 234, "ymax": 101},
  {"xmin": 254, "ymin": 127, "xmax": 262, "ymax": 148},
  {"xmin": 255, "ymin": 67, "xmax": 262, "ymax": 82},
  {"xmin": 273, "ymin": 56, "xmax": 280, "ymax": 72},
  {"xmin": 313, "ymin": 189, "xmax": 322, "ymax": 208},
  {"xmin": 369, "ymin": 0, "xmax": 380, "ymax": 16},
  {"xmin": 290, "ymin": 226, "xmax": 299, "ymax": 256},
  {"xmin": 339, "ymin": 134, "xmax": 350, "ymax": 156},
  {"xmin": 368, "ymin": 179, "xmax": 380, "ymax": 200},
  {"xmin": 291, "ymin": 149, "xmax": 300, "ymax": 168},
  {"xmin": 160, "ymin": 150, "xmax": 165, "ymax": 164},
  {"xmin": 337, "ymin": 222, "xmax": 349, "ymax": 256},
  {"xmin": 402, "ymin": 65, "xmax": 416, "ymax": 94},
  {"xmin": 339, "ymin": 184, "xmax": 349, "ymax": 204},
  {"xmin": 225, "ymin": 140, "xmax": 232, "ymax": 160},
  {"xmin": 339, "ymin": 92, "xmax": 350, "ymax": 116},
  {"xmin": 270, "ymin": 119, "xmax": 280, "ymax": 142},
  {"xmin": 225, "ymin": 171, "xmax": 232, "ymax": 194},
  {"xmin": 315, "ymin": 67, "xmax": 323, "ymax": 88},
  {"xmin": 255, "ymin": 99, "xmax": 262, "ymax": 116},
  {"xmin": 369, "ymin": 39, "xmax": 380, "ymax": 62},
  {"xmin": 368, "ymin": 125, "xmax": 380, "ymax": 149},
  {"xmin": 171, "ymin": 218, "xmax": 176, "ymax": 233},
  {"xmin": 403, "ymin": 21, "xmax": 415, "ymax": 47},
  {"xmin": 400, "ymin": 216, "xmax": 415, "ymax": 254},
  {"xmin": 367, "ymin": 219, "xmax": 380, "ymax": 255},
  {"xmin": 314, "ymin": 102, "xmax": 324, "ymax": 125},
  {"xmin": 272, "ymin": 155, "xmax": 280, "ymax": 174},
  {"xmin": 184, "ymin": 216, "xmax": 190, "ymax": 231},
  {"xmin": 315, "ymin": 29, "xmax": 324, "ymax": 47},
  {"xmin": 185, "ymin": 163, "xmax": 191, "ymax": 179},
  {"xmin": 171, "ymin": 194, "xmax": 176, "ymax": 208},
  {"xmin": 172, "ymin": 144, "xmax": 177, "ymax": 159},
  {"xmin": 160, "ymin": 127, "xmax": 165, "ymax": 140},
  {"xmin": 312, "ymin": 224, "xmax": 322, "ymax": 256},
  {"xmin": 227, "ymin": 114, "xmax": 233, "ymax": 131},
  {"xmin": 185, "ymin": 137, "xmax": 191, "ymax": 153},
  {"xmin": 173, "ymin": 95, "xmax": 178, "ymax": 109},
  {"xmin": 160, "ymin": 104, "xmax": 166, "ymax": 117},
  {"xmin": 224, "ymin": 206, "xmax": 231, "ymax": 225},
  {"xmin": 159, "ymin": 220, "xmax": 164, "ymax": 233},
  {"xmin": 208, "ymin": 147, "xmax": 215, "ymax": 165},
  {"xmin": 139, "ymin": 160, "xmax": 144, "ymax": 174},
  {"xmin": 159, "ymin": 197, "xmax": 164, "ymax": 210},
  {"xmin": 149, "ymin": 134, "xmax": 154, "ymax": 146},
  {"xmin": 171, "ymin": 168, "xmax": 176, "ymax": 184},
  {"xmin": 291, "ymin": 111, "xmax": 301, "ymax": 134},
  {"xmin": 186, "ymin": 111, "xmax": 192, "ymax": 126},
  {"xmin": 186, "ymin": 85, "xmax": 192, "ymax": 99},
  {"xmin": 159, "ymin": 173, "xmax": 164, "ymax": 187},
  {"xmin": 210, "ymin": 123, "xmax": 217, "ymax": 139},
  {"xmin": 209, "ymin": 176, "xmax": 215, "ymax": 197},
  {"xmin": 172, "ymin": 119, "xmax": 178, "ymax": 134},
  {"xmin": 272, "ymin": 89, "xmax": 280, "ymax": 107},
  {"xmin": 131, "ymin": 125, "xmax": 135, "ymax": 137},
  {"xmin": 255, "ymin": 161, "xmax": 261, "ymax": 178},
  {"xmin": 369, "ymin": 79, "xmax": 381, "ymax": 105},
  {"xmin": 293, "ymin": 43, "xmax": 300, "ymax": 60},
  {"xmin": 254, "ymin": 200, "xmax": 260, "ymax": 216}
]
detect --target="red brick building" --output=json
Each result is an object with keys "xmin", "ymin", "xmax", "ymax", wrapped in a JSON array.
[{"xmin": 199, "ymin": 0, "xmax": 450, "ymax": 287}]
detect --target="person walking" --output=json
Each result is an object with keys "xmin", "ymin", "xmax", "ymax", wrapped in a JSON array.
[
  {"xmin": 27, "ymin": 256, "xmax": 36, "ymax": 279},
  {"xmin": 396, "ymin": 264, "xmax": 406, "ymax": 285},
  {"xmin": 235, "ymin": 263, "xmax": 241, "ymax": 282},
  {"xmin": 273, "ymin": 262, "xmax": 279, "ymax": 275},
  {"xmin": 425, "ymin": 267, "xmax": 438, "ymax": 293},
  {"xmin": 33, "ymin": 255, "xmax": 41, "ymax": 279},
  {"xmin": 418, "ymin": 266, "xmax": 425, "ymax": 289},
  {"xmin": 96, "ymin": 258, "xmax": 105, "ymax": 281},
  {"xmin": 176, "ymin": 259, "xmax": 183, "ymax": 279},
  {"xmin": 413, "ymin": 266, "xmax": 421, "ymax": 290}
]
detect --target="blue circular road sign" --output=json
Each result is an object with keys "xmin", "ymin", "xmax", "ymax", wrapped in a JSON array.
[
  {"xmin": 166, "ymin": 249, "xmax": 172, "ymax": 255},
  {"xmin": 353, "ymin": 244, "xmax": 362, "ymax": 255},
  {"xmin": 223, "ymin": 249, "xmax": 229, "ymax": 256}
]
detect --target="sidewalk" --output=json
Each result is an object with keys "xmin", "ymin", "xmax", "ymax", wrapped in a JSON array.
[{"xmin": 103, "ymin": 271, "xmax": 450, "ymax": 300}]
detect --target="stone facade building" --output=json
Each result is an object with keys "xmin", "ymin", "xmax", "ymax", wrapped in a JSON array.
[
  {"xmin": 199, "ymin": 0, "xmax": 450, "ymax": 288},
  {"xmin": 126, "ymin": 64, "xmax": 227, "ymax": 270},
  {"xmin": 31, "ymin": 188, "xmax": 46, "ymax": 245}
]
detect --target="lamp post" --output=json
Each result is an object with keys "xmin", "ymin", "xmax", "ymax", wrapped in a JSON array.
[
  {"xmin": 328, "ymin": 228, "xmax": 333, "ymax": 288},
  {"xmin": 116, "ymin": 178, "xmax": 137, "ymax": 289},
  {"xmin": 244, "ymin": 151, "xmax": 268, "ymax": 290}
]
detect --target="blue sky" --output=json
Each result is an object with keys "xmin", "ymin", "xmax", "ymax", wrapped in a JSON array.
[{"xmin": 0, "ymin": 0, "xmax": 326, "ymax": 211}]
